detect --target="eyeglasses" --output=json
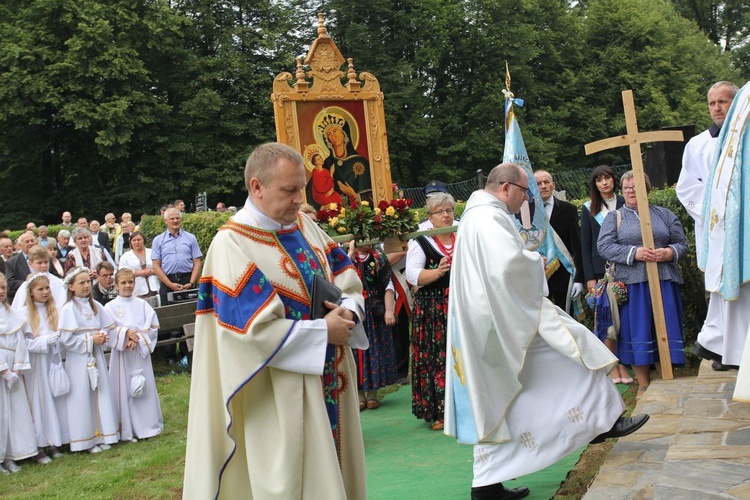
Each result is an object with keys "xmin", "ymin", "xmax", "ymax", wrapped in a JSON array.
[
  {"xmin": 429, "ymin": 208, "xmax": 455, "ymax": 216},
  {"xmin": 507, "ymin": 181, "xmax": 529, "ymax": 192},
  {"xmin": 622, "ymin": 186, "xmax": 637, "ymax": 192}
]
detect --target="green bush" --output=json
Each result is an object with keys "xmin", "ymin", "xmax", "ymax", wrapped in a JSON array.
[{"xmin": 139, "ymin": 212, "xmax": 231, "ymax": 256}]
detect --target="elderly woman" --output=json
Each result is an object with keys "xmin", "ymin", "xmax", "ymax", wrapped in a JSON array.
[
  {"xmin": 118, "ymin": 231, "xmax": 160, "ymax": 307},
  {"xmin": 64, "ymin": 227, "xmax": 107, "ymax": 280},
  {"xmin": 598, "ymin": 171, "xmax": 687, "ymax": 397},
  {"xmin": 405, "ymin": 192, "xmax": 455, "ymax": 430}
]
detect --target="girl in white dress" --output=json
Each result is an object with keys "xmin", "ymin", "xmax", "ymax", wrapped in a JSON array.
[
  {"xmin": 59, "ymin": 267, "xmax": 131, "ymax": 453},
  {"xmin": 0, "ymin": 274, "xmax": 38, "ymax": 473},
  {"xmin": 105, "ymin": 268, "xmax": 163, "ymax": 442},
  {"xmin": 21, "ymin": 273, "xmax": 67, "ymax": 463}
]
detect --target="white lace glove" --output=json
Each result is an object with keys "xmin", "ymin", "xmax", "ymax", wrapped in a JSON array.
[
  {"xmin": 46, "ymin": 332, "xmax": 60, "ymax": 345},
  {"xmin": 2, "ymin": 371, "xmax": 18, "ymax": 390},
  {"xmin": 570, "ymin": 282, "xmax": 585, "ymax": 298}
]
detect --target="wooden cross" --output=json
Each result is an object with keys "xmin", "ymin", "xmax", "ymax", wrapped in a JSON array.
[{"xmin": 585, "ymin": 90, "xmax": 684, "ymax": 380}]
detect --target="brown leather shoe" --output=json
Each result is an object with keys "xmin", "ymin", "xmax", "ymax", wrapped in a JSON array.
[{"xmin": 366, "ymin": 399, "xmax": 380, "ymax": 409}]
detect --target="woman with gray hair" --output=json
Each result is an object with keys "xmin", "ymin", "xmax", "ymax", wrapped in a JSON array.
[
  {"xmin": 405, "ymin": 192, "xmax": 456, "ymax": 430},
  {"xmin": 63, "ymin": 227, "xmax": 107, "ymax": 280},
  {"xmin": 598, "ymin": 171, "xmax": 688, "ymax": 398}
]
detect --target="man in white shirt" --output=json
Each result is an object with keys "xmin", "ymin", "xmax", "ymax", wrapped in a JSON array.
[{"xmin": 677, "ymin": 81, "xmax": 740, "ymax": 370}]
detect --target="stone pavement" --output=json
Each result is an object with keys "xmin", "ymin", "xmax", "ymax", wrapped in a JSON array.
[{"xmin": 584, "ymin": 360, "xmax": 750, "ymax": 499}]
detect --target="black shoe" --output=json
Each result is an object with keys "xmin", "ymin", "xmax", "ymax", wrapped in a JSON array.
[
  {"xmin": 691, "ymin": 342, "xmax": 722, "ymax": 362},
  {"xmin": 591, "ymin": 414, "xmax": 649, "ymax": 444},
  {"xmin": 712, "ymin": 360, "xmax": 731, "ymax": 371},
  {"xmin": 470, "ymin": 482, "xmax": 530, "ymax": 500}
]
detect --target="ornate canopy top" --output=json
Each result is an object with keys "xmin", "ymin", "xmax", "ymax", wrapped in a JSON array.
[{"xmin": 273, "ymin": 13, "xmax": 380, "ymax": 97}]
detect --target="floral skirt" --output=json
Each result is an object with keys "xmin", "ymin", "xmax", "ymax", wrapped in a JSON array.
[
  {"xmin": 618, "ymin": 280, "xmax": 685, "ymax": 366},
  {"xmin": 411, "ymin": 287, "xmax": 448, "ymax": 423},
  {"xmin": 354, "ymin": 297, "xmax": 397, "ymax": 391}
]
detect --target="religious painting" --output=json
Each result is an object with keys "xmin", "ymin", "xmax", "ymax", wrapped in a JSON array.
[
  {"xmin": 298, "ymin": 102, "xmax": 372, "ymax": 206},
  {"xmin": 271, "ymin": 14, "xmax": 392, "ymax": 209}
]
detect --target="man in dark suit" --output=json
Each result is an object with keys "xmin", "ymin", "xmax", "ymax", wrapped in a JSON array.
[
  {"xmin": 0, "ymin": 237, "xmax": 13, "ymax": 275},
  {"xmin": 6, "ymin": 231, "xmax": 37, "ymax": 301},
  {"xmin": 89, "ymin": 220, "xmax": 109, "ymax": 249},
  {"xmin": 55, "ymin": 229, "xmax": 71, "ymax": 266},
  {"xmin": 533, "ymin": 170, "xmax": 584, "ymax": 313}
]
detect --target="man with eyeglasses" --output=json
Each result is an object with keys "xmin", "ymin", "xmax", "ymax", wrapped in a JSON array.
[
  {"xmin": 533, "ymin": 170, "xmax": 585, "ymax": 313},
  {"xmin": 92, "ymin": 261, "xmax": 117, "ymax": 305},
  {"xmin": 446, "ymin": 162, "xmax": 648, "ymax": 500}
]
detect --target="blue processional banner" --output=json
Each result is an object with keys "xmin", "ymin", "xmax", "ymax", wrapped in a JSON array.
[{"xmin": 502, "ymin": 93, "xmax": 574, "ymax": 278}]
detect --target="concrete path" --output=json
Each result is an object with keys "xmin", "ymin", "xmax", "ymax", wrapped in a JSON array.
[{"xmin": 584, "ymin": 360, "xmax": 750, "ymax": 499}]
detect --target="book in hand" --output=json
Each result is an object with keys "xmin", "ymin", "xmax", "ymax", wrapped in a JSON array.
[{"xmin": 310, "ymin": 273, "xmax": 343, "ymax": 319}]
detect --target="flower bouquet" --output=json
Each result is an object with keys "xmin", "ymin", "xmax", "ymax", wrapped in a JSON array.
[{"xmin": 316, "ymin": 197, "xmax": 419, "ymax": 251}]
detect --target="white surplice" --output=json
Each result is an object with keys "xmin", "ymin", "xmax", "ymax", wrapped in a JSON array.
[
  {"xmin": 21, "ymin": 303, "xmax": 68, "ymax": 447},
  {"xmin": 445, "ymin": 190, "xmax": 625, "ymax": 486},
  {"xmin": 0, "ymin": 306, "xmax": 38, "ymax": 460},
  {"xmin": 677, "ymin": 128, "xmax": 717, "ymax": 264},
  {"xmin": 59, "ymin": 297, "xmax": 124, "ymax": 451},
  {"xmin": 104, "ymin": 296, "xmax": 163, "ymax": 441}
]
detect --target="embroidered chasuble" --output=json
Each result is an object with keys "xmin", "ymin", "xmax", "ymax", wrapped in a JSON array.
[{"xmin": 184, "ymin": 211, "xmax": 367, "ymax": 500}]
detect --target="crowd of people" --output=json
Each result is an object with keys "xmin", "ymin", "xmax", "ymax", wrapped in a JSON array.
[
  {"xmin": 0, "ymin": 201, "xmax": 211, "ymax": 473},
  {"xmin": 0, "ymin": 263, "xmax": 163, "ymax": 474}
]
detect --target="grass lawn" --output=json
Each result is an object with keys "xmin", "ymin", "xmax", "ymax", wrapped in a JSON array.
[
  {"xmin": 3, "ymin": 368, "xmax": 191, "ymax": 500},
  {"xmin": 5, "ymin": 361, "xmax": 695, "ymax": 498}
]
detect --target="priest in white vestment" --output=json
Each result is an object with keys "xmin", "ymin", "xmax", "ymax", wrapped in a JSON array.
[
  {"xmin": 677, "ymin": 81, "xmax": 746, "ymax": 369},
  {"xmin": 445, "ymin": 163, "xmax": 648, "ymax": 500},
  {"xmin": 694, "ymin": 80, "xmax": 750, "ymax": 400},
  {"xmin": 183, "ymin": 143, "xmax": 368, "ymax": 499}
]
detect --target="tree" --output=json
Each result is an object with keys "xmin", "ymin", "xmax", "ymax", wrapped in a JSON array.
[
  {"xmin": 670, "ymin": 0, "xmax": 750, "ymax": 52},
  {"xmin": 579, "ymin": 0, "xmax": 740, "ymax": 167},
  {"xmin": 0, "ymin": 0, "xmax": 300, "ymax": 227}
]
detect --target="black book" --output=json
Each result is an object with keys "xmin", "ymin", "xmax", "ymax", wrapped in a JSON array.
[{"xmin": 310, "ymin": 273, "xmax": 342, "ymax": 319}]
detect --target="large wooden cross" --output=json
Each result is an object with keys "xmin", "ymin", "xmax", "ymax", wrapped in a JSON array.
[{"xmin": 585, "ymin": 90, "xmax": 684, "ymax": 380}]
